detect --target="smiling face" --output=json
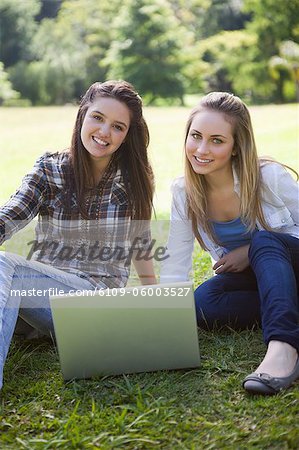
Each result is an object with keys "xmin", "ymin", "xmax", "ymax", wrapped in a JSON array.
[
  {"xmin": 185, "ymin": 109, "xmax": 235, "ymax": 180},
  {"xmin": 80, "ymin": 96, "xmax": 131, "ymax": 171}
]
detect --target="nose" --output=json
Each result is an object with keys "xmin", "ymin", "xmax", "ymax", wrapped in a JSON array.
[
  {"xmin": 196, "ymin": 140, "xmax": 209, "ymax": 155},
  {"xmin": 99, "ymin": 122, "xmax": 111, "ymax": 137}
]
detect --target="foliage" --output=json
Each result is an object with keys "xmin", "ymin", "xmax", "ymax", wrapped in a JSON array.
[
  {"xmin": 167, "ymin": 0, "xmax": 249, "ymax": 39},
  {"xmin": 0, "ymin": 62, "xmax": 20, "ymax": 105},
  {"xmin": 44, "ymin": 0, "xmax": 122, "ymax": 94},
  {"xmin": 6, "ymin": 0, "xmax": 121, "ymax": 104},
  {"xmin": 9, "ymin": 59, "xmax": 79, "ymax": 106},
  {"xmin": 269, "ymin": 41, "xmax": 299, "ymax": 101},
  {"xmin": 9, "ymin": 1, "xmax": 97, "ymax": 105},
  {"xmin": 191, "ymin": 30, "xmax": 256, "ymax": 96},
  {"xmin": 106, "ymin": 0, "xmax": 185, "ymax": 104},
  {"xmin": 195, "ymin": 0, "xmax": 250, "ymax": 38},
  {"xmin": 244, "ymin": 0, "xmax": 299, "ymax": 52},
  {"xmin": 0, "ymin": 0, "xmax": 41, "ymax": 67},
  {"xmin": 1, "ymin": 0, "xmax": 299, "ymax": 104},
  {"xmin": 242, "ymin": 0, "xmax": 299, "ymax": 102}
]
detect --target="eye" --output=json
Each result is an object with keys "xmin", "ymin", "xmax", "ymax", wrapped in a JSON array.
[
  {"xmin": 113, "ymin": 124, "xmax": 124, "ymax": 131},
  {"xmin": 92, "ymin": 114, "xmax": 103, "ymax": 122},
  {"xmin": 191, "ymin": 133, "xmax": 201, "ymax": 140},
  {"xmin": 212, "ymin": 138, "xmax": 223, "ymax": 144}
]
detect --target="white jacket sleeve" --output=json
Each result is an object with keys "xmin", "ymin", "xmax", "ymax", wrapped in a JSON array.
[
  {"xmin": 160, "ymin": 178, "xmax": 195, "ymax": 283},
  {"xmin": 272, "ymin": 164, "xmax": 299, "ymax": 224},
  {"xmin": 260, "ymin": 162, "xmax": 299, "ymax": 228}
]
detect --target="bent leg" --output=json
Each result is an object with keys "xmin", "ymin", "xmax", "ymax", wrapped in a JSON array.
[
  {"xmin": 194, "ymin": 268, "xmax": 260, "ymax": 330},
  {"xmin": 248, "ymin": 231, "xmax": 299, "ymax": 351},
  {"xmin": 0, "ymin": 251, "xmax": 94, "ymax": 389}
]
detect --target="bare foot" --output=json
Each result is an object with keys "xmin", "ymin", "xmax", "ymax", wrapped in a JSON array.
[{"xmin": 256, "ymin": 340, "xmax": 298, "ymax": 378}]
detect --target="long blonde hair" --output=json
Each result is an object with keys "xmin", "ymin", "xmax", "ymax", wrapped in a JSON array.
[{"xmin": 184, "ymin": 92, "xmax": 295, "ymax": 250}]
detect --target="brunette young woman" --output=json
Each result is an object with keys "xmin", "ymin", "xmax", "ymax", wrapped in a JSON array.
[
  {"xmin": 0, "ymin": 80, "xmax": 156, "ymax": 389},
  {"xmin": 161, "ymin": 92, "xmax": 299, "ymax": 395}
]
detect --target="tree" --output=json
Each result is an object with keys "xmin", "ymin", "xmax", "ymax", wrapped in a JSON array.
[
  {"xmin": 164, "ymin": 0, "xmax": 251, "ymax": 95},
  {"xmin": 242, "ymin": 0, "xmax": 299, "ymax": 102},
  {"xmin": 9, "ymin": 0, "xmax": 120, "ymax": 104},
  {"xmin": 270, "ymin": 41, "xmax": 299, "ymax": 102},
  {"xmin": 187, "ymin": 30, "xmax": 257, "ymax": 97},
  {"xmin": 202, "ymin": 0, "xmax": 251, "ymax": 36},
  {"xmin": 0, "ymin": 61, "xmax": 20, "ymax": 105},
  {"xmin": 106, "ymin": 0, "xmax": 185, "ymax": 104},
  {"xmin": 244, "ymin": 0, "xmax": 299, "ymax": 55},
  {"xmin": 0, "ymin": 0, "xmax": 41, "ymax": 67},
  {"xmin": 46, "ymin": 0, "xmax": 122, "ymax": 93},
  {"xmin": 167, "ymin": 0, "xmax": 249, "ymax": 38}
]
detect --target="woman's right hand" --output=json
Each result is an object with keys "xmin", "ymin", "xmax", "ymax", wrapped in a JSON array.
[{"xmin": 213, "ymin": 245, "xmax": 250, "ymax": 274}]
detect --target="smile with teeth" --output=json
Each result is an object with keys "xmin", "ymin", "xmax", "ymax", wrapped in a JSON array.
[
  {"xmin": 194, "ymin": 156, "xmax": 213, "ymax": 163},
  {"xmin": 93, "ymin": 136, "xmax": 109, "ymax": 146}
]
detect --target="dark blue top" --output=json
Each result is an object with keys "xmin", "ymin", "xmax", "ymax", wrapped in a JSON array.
[{"xmin": 211, "ymin": 217, "xmax": 254, "ymax": 252}]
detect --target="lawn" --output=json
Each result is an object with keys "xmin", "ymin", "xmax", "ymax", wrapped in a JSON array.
[
  {"xmin": 0, "ymin": 103, "xmax": 298, "ymax": 449},
  {"xmin": 0, "ymin": 103, "xmax": 298, "ymax": 213}
]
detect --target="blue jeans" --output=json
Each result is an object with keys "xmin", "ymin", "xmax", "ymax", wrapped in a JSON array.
[
  {"xmin": 0, "ymin": 251, "xmax": 95, "ymax": 389},
  {"xmin": 194, "ymin": 231, "xmax": 299, "ymax": 352}
]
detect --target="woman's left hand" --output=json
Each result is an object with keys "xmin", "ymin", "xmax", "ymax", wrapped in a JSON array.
[{"xmin": 213, "ymin": 245, "xmax": 250, "ymax": 274}]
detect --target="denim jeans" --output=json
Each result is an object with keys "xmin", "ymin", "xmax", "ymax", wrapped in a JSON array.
[
  {"xmin": 0, "ymin": 251, "xmax": 95, "ymax": 389},
  {"xmin": 194, "ymin": 231, "xmax": 299, "ymax": 352}
]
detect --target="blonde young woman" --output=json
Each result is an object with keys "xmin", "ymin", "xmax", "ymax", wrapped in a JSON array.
[{"xmin": 161, "ymin": 92, "xmax": 299, "ymax": 395}]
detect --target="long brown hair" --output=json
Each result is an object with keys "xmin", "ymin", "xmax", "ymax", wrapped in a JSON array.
[
  {"xmin": 69, "ymin": 80, "xmax": 154, "ymax": 220},
  {"xmin": 184, "ymin": 92, "xmax": 297, "ymax": 249}
]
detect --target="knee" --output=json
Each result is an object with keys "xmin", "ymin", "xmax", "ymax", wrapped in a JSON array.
[
  {"xmin": 249, "ymin": 230, "xmax": 290, "ymax": 262},
  {"xmin": 249, "ymin": 230, "xmax": 274, "ymax": 258},
  {"xmin": 0, "ymin": 251, "xmax": 26, "ymax": 276},
  {"xmin": 0, "ymin": 251, "xmax": 24, "ymax": 265},
  {"xmin": 0, "ymin": 251, "xmax": 14, "ymax": 269}
]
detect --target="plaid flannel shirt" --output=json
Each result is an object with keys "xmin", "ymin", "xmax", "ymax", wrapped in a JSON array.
[{"xmin": 0, "ymin": 152, "xmax": 151, "ymax": 288}]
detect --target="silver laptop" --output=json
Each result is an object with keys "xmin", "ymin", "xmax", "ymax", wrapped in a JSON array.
[{"xmin": 50, "ymin": 281, "xmax": 200, "ymax": 380}]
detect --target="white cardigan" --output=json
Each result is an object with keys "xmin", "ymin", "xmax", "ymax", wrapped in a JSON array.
[{"xmin": 160, "ymin": 162, "xmax": 299, "ymax": 283}]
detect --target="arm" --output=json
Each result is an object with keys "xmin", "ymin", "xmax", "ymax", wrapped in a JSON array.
[
  {"xmin": 129, "ymin": 219, "xmax": 157, "ymax": 285},
  {"xmin": 213, "ymin": 164, "xmax": 298, "ymax": 274},
  {"xmin": 274, "ymin": 166, "xmax": 299, "ymax": 223},
  {"xmin": 160, "ymin": 180, "xmax": 195, "ymax": 283},
  {"xmin": 0, "ymin": 155, "xmax": 47, "ymax": 245},
  {"xmin": 262, "ymin": 162, "xmax": 299, "ymax": 223},
  {"xmin": 132, "ymin": 255, "xmax": 157, "ymax": 285}
]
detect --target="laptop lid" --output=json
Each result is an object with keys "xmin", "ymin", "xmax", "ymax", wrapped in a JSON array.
[{"xmin": 50, "ymin": 281, "xmax": 200, "ymax": 380}]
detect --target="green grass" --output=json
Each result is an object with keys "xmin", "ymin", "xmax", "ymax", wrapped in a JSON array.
[
  {"xmin": 0, "ymin": 103, "xmax": 298, "ymax": 213},
  {"xmin": 1, "ymin": 327, "xmax": 299, "ymax": 449},
  {"xmin": 0, "ymin": 104, "xmax": 299, "ymax": 449}
]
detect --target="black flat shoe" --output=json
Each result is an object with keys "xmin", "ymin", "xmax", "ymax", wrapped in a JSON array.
[{"xmin": 243, "ymin": 358, "xmax": 299, "ymax": 395}]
